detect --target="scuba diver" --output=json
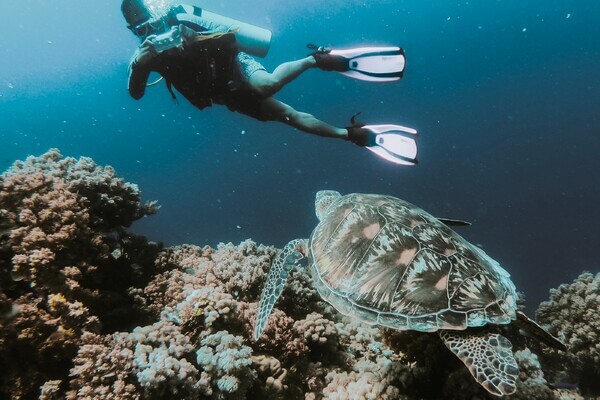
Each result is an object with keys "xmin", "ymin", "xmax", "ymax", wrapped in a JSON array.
[{"xmin": 122, "ymin": 0, "xmax": 418, "ymax": 165}]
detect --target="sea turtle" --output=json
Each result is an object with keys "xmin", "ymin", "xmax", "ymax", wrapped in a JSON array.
[{"xmin": 253, "ymin": 190, "xmax": 565, "ymax": 397}]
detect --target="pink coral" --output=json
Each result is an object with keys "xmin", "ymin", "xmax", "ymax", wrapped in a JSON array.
[{"xmin": 67, "ymin": 332, "xmax": 139, "ymax": 400}]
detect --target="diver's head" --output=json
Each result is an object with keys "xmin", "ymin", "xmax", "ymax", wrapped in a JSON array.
[
  {"xmin": 122, "ymin": 0, "xmax": 172, "ymax": 39},
  {"xmin": 122, "ymin": 0, "xmax": 151, "ymax": 33}
]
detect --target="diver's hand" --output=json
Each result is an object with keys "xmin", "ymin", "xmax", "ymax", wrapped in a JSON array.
[{"xmin": 133, "ymin": 37, "xmax": 158, "ymax": 68}]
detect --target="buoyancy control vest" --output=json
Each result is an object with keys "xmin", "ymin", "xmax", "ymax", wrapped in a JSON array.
[
  {"xmin": 137, "ymin": 4, "xmax": 272, "ymax": 109},
  {"xmin": 152, "ymin": 31, "xmax": 238, "ymax": 110}
]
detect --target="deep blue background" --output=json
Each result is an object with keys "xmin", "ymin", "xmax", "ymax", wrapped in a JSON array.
[{"xmin": 1, "ymin": 0, "xmax": 599, "ymax": 310}]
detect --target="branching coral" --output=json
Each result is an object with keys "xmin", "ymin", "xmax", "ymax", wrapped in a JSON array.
[
  {"xmin": 512, "ymin": 349, "xmax": 556, "ymax": 400},
  {"xmin": 0, "ymin": 149, "xmax": 160, "ymax": 399},
  {"xmin": 196, "ymin": 330, "xmax": 256, "ymax": 398},
  {"xmin": 68, "ymin": 321, "xmax": 200, "ymax": 400},
  {"xmin": 241, "ymin": 302, "xmax": 309, "ymax": 359},
  {"xmin": 2, "ymin": 150, "xmax": 595, "ymax": 400},
  {"xmin": 321, "ymin": 357, "xmax": 405, "ymax": 400},
  {"xmin": 1, "ymin": 149, "xmax": 158, "ymax": 288},
  {"xmin": 313, "ymin": 316, "xmax": 407, "ymax": 400},
  {"xmin": 67, "ymin": 331, "xmax": 140, "ymax": 400},
  {"xmin": 382, "ymin": 323, "xmax": 567, "ymax": 399}
]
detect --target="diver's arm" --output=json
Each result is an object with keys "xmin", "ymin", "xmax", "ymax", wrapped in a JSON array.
[{"xmin": 127, "ymin": 40, "xmax": 155, "ymax": 99}]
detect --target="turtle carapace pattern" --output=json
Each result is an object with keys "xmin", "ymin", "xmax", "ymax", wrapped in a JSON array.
[{"xmin": 254, "ymin": 190, "xmax": 565, "ymax": 397}]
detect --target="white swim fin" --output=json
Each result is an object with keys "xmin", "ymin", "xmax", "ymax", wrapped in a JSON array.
[
  {"xmin": 311, "ymin": 45, "xmax": 406, "ymax": 82},
  {"xmin": 365, "ymin": 124, "xmax": 418, "ymax": 165}
]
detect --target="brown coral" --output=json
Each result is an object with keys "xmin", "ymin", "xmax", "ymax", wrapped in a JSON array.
[
  {"xmin": 536, "ymin": 271, "xmax": 600, "ymax": 396},
  {"xmin": 2, "ymin": 150, "xmax": 592, "ymax": 400},
  {"xmin": 0, "ymin": 149, "xmax": 160, "ymax": 399}
]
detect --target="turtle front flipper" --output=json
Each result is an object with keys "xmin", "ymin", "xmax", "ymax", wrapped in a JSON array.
[
  {"xmin": 253, "ymin": 239, "xmax": 307, "ymax": 341},
  {"xmin": 439, "ymin": 330, "xmax": 519, "ymax": 397}
]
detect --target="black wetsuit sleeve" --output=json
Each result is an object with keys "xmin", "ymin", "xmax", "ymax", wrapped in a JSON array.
[{"xmin": 127, "ymin": 49, "xmax": 151, "ymax": 99}]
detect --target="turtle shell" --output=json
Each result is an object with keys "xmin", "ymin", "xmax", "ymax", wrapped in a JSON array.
[{"xmin": 308, "ymin": 193, "xmax": 517, "ymax": 332}]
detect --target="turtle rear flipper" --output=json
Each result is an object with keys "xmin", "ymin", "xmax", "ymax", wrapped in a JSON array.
[
  {"xmin": 515, "ymin": 311, "xmax": 566, "ymax": 351},
  {"xmin": 440, "ymin": 330, "xmax": 518, "ymax": 397},
  {"xmin": 253, "ymin": 239, "xmax": 307, "ymax": 341}
]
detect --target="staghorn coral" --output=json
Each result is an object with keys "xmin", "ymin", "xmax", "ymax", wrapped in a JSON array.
[{"xmin": 536, "ymin": 271, "xmax": 600, "ymax": 396}]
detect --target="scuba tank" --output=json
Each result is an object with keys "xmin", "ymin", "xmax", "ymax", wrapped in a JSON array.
[
  {"xmin": 173, "ymin": 6, "xmax": 272, "ymax": 58},
  {"xmin": 196, "ymin": 9, "xmax": 272, "ymax": 58}
]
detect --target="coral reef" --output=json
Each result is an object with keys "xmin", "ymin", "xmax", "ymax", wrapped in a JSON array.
[
  {"xmin": 536, "ymin": 271, "xmax": 600, "ymax": 396},
  {"xmin": 0, "ymin": 149, "xmax": 160, "ymax": 399},
  {"xmin": 1, "ymin": 150, "xmax": 596, "ymax": 400}
]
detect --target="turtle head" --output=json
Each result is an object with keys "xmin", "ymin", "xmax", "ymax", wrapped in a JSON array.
[{"xmin": 315, "ymin": 190, "xmax": 341, "ymax": 221}]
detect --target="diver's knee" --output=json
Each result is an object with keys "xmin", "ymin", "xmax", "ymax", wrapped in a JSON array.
[
  {"xmin": 271, "ymin": 105, "xmax": 301, "ymax": 124},
  {"xmin": 285, "ymin": 110, "xmax": 313, "ymax": 125},
  {"xmin": 249, "ymin": 74, "xmax": 280, "ymax": 97}
]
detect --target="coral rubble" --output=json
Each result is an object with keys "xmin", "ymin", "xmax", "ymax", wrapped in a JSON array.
[{"xmin": 0, "ymin": 150, "xmax": 596, "ymax": 400}]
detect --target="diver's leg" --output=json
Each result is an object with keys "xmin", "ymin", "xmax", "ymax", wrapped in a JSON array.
[
  {"xmin": 247, "ymin": 57, "xmax": 316, "ymax": 98},
  {"xmin": 259, "ymin": 97, "xmax": 347, "ymax": 139}
]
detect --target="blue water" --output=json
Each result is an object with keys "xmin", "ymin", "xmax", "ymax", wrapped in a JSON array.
[{"xmin": 1, "ymin": 0, "xmax": 599, "ymax": 310}]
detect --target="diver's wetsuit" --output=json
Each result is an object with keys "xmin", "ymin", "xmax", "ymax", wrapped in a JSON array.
[{"xmin": 127, "ymin": 4, "xmax": 269, "ymax": 120}]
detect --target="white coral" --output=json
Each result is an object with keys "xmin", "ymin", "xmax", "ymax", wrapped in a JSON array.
[{"xmin": 196, "ymin": 330, "xmax": 256, "ymax": 398}]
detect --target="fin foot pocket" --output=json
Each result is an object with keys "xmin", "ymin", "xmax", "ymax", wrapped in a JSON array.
[
  {"xmin": 308, "ymin": 44, "xmax": 350, "ymax": 72},
  {"xmin": 308, "ymin": 44, "xmax": 406, "ymax": 80}
]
